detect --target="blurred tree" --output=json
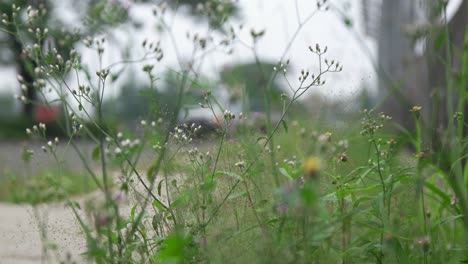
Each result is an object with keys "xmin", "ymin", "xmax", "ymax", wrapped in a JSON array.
[
  {"xmin": 373, "ymin": 0, "xmax": 467, "ymax": 133},
  {"xmin": 371, "ymin": 0, "xmax": 468, "ymax": 168},
  {"xmin": 166, "ymin": 0, "xmax": 238, "ymax": 29},
  {"xmin": 220, "ymin": 62, "xmax": 284, "ymax": 113},
  {"xmin": 0, "ymin": 0, "xmax": 130, "ymax": 120},
  {"xmin": 110, "ymin": 69, "xmax": 211, "ymax": 126},
  {"xmin": 376, "ymin": 0, "xmax": 424, "ymax": 128},
  {"xmin": 0, "ymin": 0, "xmax": 238, "ymax": 120}
]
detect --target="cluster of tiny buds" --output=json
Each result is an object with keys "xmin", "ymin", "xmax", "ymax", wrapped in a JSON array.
[
  {"xmin": 191, "ymin": 123, "xmax": 202, "ymax": 133},
  {"xmin": 152, "ymin": 142, "xmax": 162, "ymax": 150},
  {"xmin": 316, "ymin": 0, "xmax": 329, "ymax": 10},
  {"xmin": 27, "ymin": 27, "xmax": 48, "ymax": 41},
  {"xmin": 186, "ymin": 32, "xmax": 213, "ymax": 50},
  {"xmin": 235, "ymin": 160, "xmax": 246, "ymax": 169},
  {"xmin": 298, "ymin": 69, "xmax": 311, "ymax": 82},
  {"xmin": 121, "ymin": 138, "xmax": 141, "ymax": 148},
  {"xmin": 1, "ymin": 13, "xmax": 9, "ymax": 25},
  {"xmin": 283, "ymin": 155, "xmax": 298, "ymax": 167},
  {"xmin": 223, "ymin": 110, "xmax": 236, "ymax": 121},
  {"xmin": 198, "ymin": 91, "xmax": 213, "ymax": 108},
  {"xmin": 360, "ymin": 110, "xmax": 392, "ymax": 136},
  {"xmin": 195, "ymin": 1, "xmax": 232, "ymax": 16},
  {"xmin": 73, "ymin": 85, "xmax": 91, "ymax": 97},
  {"xmin": 69, "ymin": 112, "xmax": 83, "ymax": 133},
  {"xmin": 26, "ymin": 5, "xmax": 41, "ymax": 21},
  {"xmin": 273, "ymin": 59, "xmax": 290, "ymax": 74},
  {"xmin": 318, "ymin": 131, "xmax": 332, "ymax": 144},
  {"xmin": 152, "ymin": 2, "xmax": 168, "ymax": 17},
  {"xmin": 173, "ymin": 123, "xmax": 202, "ymax": 142},
  {"xmin": 140, "ymin": 118, "xmax": 163, "ymax": 127},
  {"xmin": 26, "ymin": 123, "xmax": 46, "ymax": 137},
  {"xmin": 109, "ymin": 134, "xmax": 141, "ymax": 155},
  {"xmin": 3, "ymin": 4, "xmax": 21, "ymax": 23},
  {"xmin": 15, "ymin": 75, "xmax": 28, "ymax": 103},
  {"xmin": 96, "ymin": 69, "xmax": 110, "ymax": 80},
  {"xmin": 42, "ymin": 137, "xmax": 59, "ymax": 153},
  {"xmin": 83, "ymin": 36, "xmax": 106, "ymax": 54},
  {"xmin": 141, "ymin": 39, "xmax": 164, "ymax": 61},
  {"xmin": 453, "ymin": 111, "xmax": 463, "ymax": 120},
  {"xmin": 309, "ymin": 43, "xmax": 327, "ymax": 55},
  {"xmin": 188, "ymin": 147, "xmax": 199, "ymax": 156},
  {"xmin": 250, "ymin": 28, "xmax": 265, "ymax": 42},
  {"xmin": 324, "ymin": 58, "xmax": 343, "ymax": 72},
  {"xmin": 14, "ymin": 94, "xmax": 27, "ymax": 103},
  {"xmin": 172, "ymin": 126, "xmax": 193, "ymax": 144},
  {"xmin": 337, "ymin": 139, "xmax": 349, "ymax": 149},
  {"xmin": 24, "ymin": 46, "xmax": 78, "ymax": 76},
  {"xmin": 213, "ymin": 23, "xmax": 240, "ymax": 54},
  {"xmin": 187, "ymin": 147, "xmax": 210, "ymax": 162}
]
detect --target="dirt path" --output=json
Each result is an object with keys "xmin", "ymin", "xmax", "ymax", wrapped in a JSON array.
[
  {"xmin": 0, "ymin": 171, "xmax": 170, "ymax": 264},
  {"xmin": 0, "ymin": 202, "xmax": 87, "ymax": 264},
  {"xmin": 0, "ymin": 140, "xmax": 176, "ymax": 263}
]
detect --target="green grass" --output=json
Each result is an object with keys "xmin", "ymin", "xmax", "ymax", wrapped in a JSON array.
[
  {"xmin": 0, "ymin": 169, "xmax": 99, "ymax": 204},
  {"xmin": 157, "ymin": 114, "xmax": 468, "ymax": 263}
]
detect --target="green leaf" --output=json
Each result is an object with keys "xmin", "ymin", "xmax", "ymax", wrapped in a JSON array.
[
  {"xmin": 46, "ymin": 242, "xmax": 58, "ymax": 250},
  {"xmin": 425, "ymin": 182, "xmax": 450, "ymax": 204},
  {"xmin": 147, "ymin": 165, "xmax": 156, "ymax": 181},
  {"xmin": 434, "ymin": 214, "xmax": 464, "ymax": 228},
  {"xmin": 152, "ymin": 199, "xmax": 165, "ymax": 211},
  {"xmin": 199, "ymin": 180, "xmax": 216, "ymax": 191},
  {"xmin": 92, "ymin": 146, "xmax": 100, "ymax": 161},
  {"xmin": 464, "ymin": 162, "xmax": 468, "ymax": 186},
  {"xmin": 169, "ymin": 189, "xmax": 193, "ymax": 209},
  {"xmin": 130, "ymin": 205, "xmax": 137, "ymax": 222},
  {"xmin": 279, "ymin": 167, "xmax": 292, "ymax": 180},
  {"xmin": 215, "ymin": 171, "xmax": 243, "ymax": 180},
  {"xmin": 352, "ymin": 196, "xmax": 371, "ymax": 208},
  {"xmin": 267, "ymin": 218, "xmax": 280, "ymax": 226},
  {"xmin": 66, "ymin": 200, "xmax": 81, "ymax": 210},
  {"xmin": 228, "ymin": 191, "xmax": 247, "ymax": 200},
  {"xmin": 434, "ymin": 32, "xmax": 446, "ymax": 50},
  {"xmin": 343, "ymin": 17, "xmax": 353, "ymax": 27},
  {"xmin": 22, "ymin": 148, "xmax": 33, "ymax": 163},
  {"xmin": 336, "ymin": 188, "xmax": 351, "ymax": 199},
  {"xmin": 281, "ymin": 120, "xmax": 288, "ymax": 133},
  {"xmin": 157, "ymin": 179, "xmax": 164, "ymax": 197},
  {"xmin": 392, "ymin": 238, "xmax": 409, "ymax": 264}
]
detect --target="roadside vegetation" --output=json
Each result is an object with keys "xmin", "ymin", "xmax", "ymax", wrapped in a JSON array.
[{"xmin": 0, "ymin": 0, "xmax": 467, "ymax": 263}]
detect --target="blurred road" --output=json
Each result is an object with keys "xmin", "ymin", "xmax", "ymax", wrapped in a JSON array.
[{"xmin": 0, "ymin": 141, "xmax": 96, "ymax": 178}]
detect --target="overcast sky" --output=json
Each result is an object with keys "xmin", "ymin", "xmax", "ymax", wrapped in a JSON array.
[{"xmin": 0, "ymin": 0, "xmax": 463, "ymax": 105}]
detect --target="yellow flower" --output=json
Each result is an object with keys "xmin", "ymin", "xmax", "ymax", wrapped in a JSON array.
[
  {"xmin": 410, "ymin": 106, "xmax": 422, "ymax": 112},
  {"xmin": 303, "ymin": 156, "xmax": 321, "ymax": 179}
]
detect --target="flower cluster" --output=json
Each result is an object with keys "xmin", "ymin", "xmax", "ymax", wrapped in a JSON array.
[
  {"xmin": 360, "ymin": 109, "xmax": 392, "ymax": 136},
  {"xmin": 235, "ymin": 160, "xmax": 246, "ymax": 169},
  {"xmin": 141, "ymin": 39, "xmax": 164, "ymax": 61},
  {"xmin": 273, "ymin": 60, "xmax": 290, "ymax": 74},
  {"xmin": 223, "ymin": 110, "xmax": 236, "ymax": 121},
  {"xmin": 283, "ymin": 155, "xmax": 298, "ymax": 168},
  {"xmin": 106, "ymin": 132, "xmax": 142, "ymax": 156},
  {"xmin": 172, "ymin": 123, "xmax": 202, "ymax": 145},
  {"xmin": 25, "ymin": 123, "xmax": 47, "ymax": 137}
]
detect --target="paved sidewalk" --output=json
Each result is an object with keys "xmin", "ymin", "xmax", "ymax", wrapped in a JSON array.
[
  {"xmin": 0, "ymin": 202, "xmax": 87, "ymax": 264},
  {"xmin": 0, "ymin": 172, "xmax": 170, "ymax": 264}
]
